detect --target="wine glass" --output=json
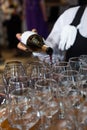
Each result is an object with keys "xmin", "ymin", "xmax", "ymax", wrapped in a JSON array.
[
  {"xmin": 25, "ymin": 61, "xmax": 44, "ymax": 76},
  {"xmin": 3, "ymin": 60, "xmax": 26, "ymax": 94},
  {"xmin": 57, "ymin": 70, "xmax": 80, "ymax": 119},
  {"xmin": 69, "ymin": 57, "xmax": 80, "ymax": 71},
  {"xmin": 25, "ymin": 61, "xmax": 52, "ymax": 89},
  {"xmin": 52, "ymin": 61, "xmax": 70, "ymax": 85},
  {"xmin": 79, "ymin": 54, "xmax": 87, "ymax": 65},
  {"xmin": 79, "ymin": 65, "xmax": 87, "ymax": 100},
  {"xmin": 35, "ymin": 78, "xmax": 58, "ymax": 129},
  {"xmin": 77, "ymin": 65, "xmax": 87, "ymax": 129},
  {"xmin": 8, "ymin": 75, "xmax": 29, "ymax": 94},
  {"xmin": 8, "ymin": 76, "xmax": 39, "ymax": 130}
]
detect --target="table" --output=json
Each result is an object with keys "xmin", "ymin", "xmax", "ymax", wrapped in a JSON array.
[
  {"xmin": 0, "ymin": 54, "xmax": 87, "ymax": 130},
  {"xmin": 0, "ymin": 102, "xmax": 80, "ymax": 130},
  {"xmin": 1, "ymin": 113, "xmax": 58, "ymax": 130}
]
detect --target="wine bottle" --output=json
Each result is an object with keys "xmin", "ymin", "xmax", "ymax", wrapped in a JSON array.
[{"xmin": 20, "ymin": 31, "xmax": 53, "ymax": 55}]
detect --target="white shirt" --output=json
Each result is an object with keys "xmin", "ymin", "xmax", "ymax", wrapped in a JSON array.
[{"xmin": 46, "ymin": 6, "xmax": 87, "ymax": 52}]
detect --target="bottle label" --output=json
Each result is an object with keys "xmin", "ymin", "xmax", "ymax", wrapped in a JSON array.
[{"xmin": 21, "ymin": 31, "xmax": 37, "ymax": 45}]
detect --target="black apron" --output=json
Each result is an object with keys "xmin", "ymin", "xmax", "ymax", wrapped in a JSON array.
[{"xmin": 65, "ymin": 6, "xmax": 87, "ymax": 61}]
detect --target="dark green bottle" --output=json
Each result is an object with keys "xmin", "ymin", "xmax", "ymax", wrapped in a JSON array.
[{"xmin": 20, "ymin": 31, "xmax": 53, "ymax": 55}]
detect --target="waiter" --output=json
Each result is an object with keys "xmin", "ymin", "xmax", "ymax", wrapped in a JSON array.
[{"xmin": 16, "ymin": 1, "xmax": 87, "ymax": 61}]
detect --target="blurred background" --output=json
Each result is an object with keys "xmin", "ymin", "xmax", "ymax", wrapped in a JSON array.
[{"xmin": 0, "ymin": 0, "xmax": 81, "ymax": 67}]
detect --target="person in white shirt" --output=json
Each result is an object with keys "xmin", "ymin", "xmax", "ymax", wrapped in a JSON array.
[{"xmin": 16, "ymin": 2, "xmax": 87, "ymax": 61}]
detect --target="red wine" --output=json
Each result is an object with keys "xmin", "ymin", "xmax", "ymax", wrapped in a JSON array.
[{"xmin": 49, "ymin": 54, "xmax": 53, "ymax": 65}]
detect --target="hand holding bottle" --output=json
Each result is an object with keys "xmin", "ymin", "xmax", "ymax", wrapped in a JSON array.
[
  {"xmin": 16, "ymin": 29, "xmax": 37, "ymax": 52},
  {"xmin": 16, "ymin": 29, "xmax": 53, "ymax": 55}
]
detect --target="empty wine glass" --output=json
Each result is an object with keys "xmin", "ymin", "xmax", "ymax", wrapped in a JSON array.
[
  {"xmin": 51, "ymin": 61, "xmax": 70, "ymax": 119},
  {"xmin": 69, "ymin": 57, "xmax": 80, "ymax": 71},
  {"xmin": 8, "ymin": 75, "xmax": 29, "ymax": 94},
  {"xmin": 52, "ymin": 61, "xmax": 70, "ymax": 82},
  {"xmin": 77, "ymin": 65, "xmax": 87, "ymax": 129},
  {"xmin": 3, "ymin": 60, "xmax": 26, "ymax": 94},
  {"xmin": 79, "ymin": 65, "xmax": 87, "ymax": 83},
  {"xmin": 8, "ymin": 77, "xmax": 39, "ymax": 130},
  {"xmin": 79, "ymin": 54, "xmax": 87, "ymax": 65},
  {"xmin": 79, "ymin": 65, "xmax": 87, "ymax": 100},
  {"xmin": 25, "ymin": 61, "xmax": 44, "ymax": 76},
  {"xmin": 57, "ymin": 70, "xmax": 80, "ymax": 119},
  {"xmin": 35, "ymin": 78, "xmax": 58, "ymax": 129},
  {"xmin": 26, "ymin": 61, "xmax": 52, "ymax": 89}
]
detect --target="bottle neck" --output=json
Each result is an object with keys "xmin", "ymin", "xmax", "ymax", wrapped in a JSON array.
[
  {"xmin": 42, "ymin": 45, "xmax": 48, "ymax": 52},
  {"xmin": 42, "ymin": 45, "xmax": 53, "ymax": 55}
]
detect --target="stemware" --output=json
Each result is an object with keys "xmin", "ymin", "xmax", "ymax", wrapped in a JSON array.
[
  {"xmin": 79, "ymin": 65, "xmax": 87, "ymax": 99},
  {"xmin": 79, "ymin": 54, "xmax": 87, "ymax": 65},
  {"xmin": 35, "ymin": 78, "xmax": 58, "ymax": 129},
  {"xmin": 3, "ymin": 60, "xmax": 26, "ymax": 93},
  {"xmin": 25, "ymin": 61, "xmax": 52, "ymax": 89},
  {"xmin": 8, "ymin": 76, "xmax": 39, "ymax": 130},
  {"xmin": 57, "ymin": 70, "xmax": 81, "ymax": 119},
  {"xmin": 77, "ymin": 65, "xmax": 87, "ymax": 129},
  {"xmin": 25, "ymin": 61, "xmax": 45, "ymax": 76},
  {"xmin": 79, "ymin": 65, "xmax": 87, "ymax": 82},
  {"xmin": 52, "ymin": 61, "xmax": 70, "ymax": 84},
  {"xmin": 69, "ymin": 57, "xmax": 80, "ymax": 71}
]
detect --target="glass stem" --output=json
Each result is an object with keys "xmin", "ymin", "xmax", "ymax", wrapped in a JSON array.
[{"xmin": 58, "ymin": 96, "xmax": 65, "ymax": 119}]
